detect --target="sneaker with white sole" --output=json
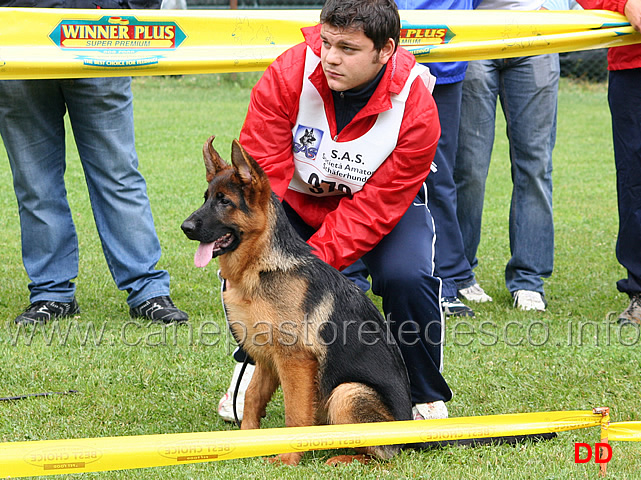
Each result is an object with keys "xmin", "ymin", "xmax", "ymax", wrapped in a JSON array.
[
  {"xmin": 129, "ymin": 296, "xmax": 188, "ymax": 324},
  {"xmin": 513, "ymin": 290, "xmax": 547, "ymax": 311},
  {"xmin": 14, "ymin": 298, "xmax": 80, "ymax": 325},
  {"xmin": 217, "ymin": 362, "xmax": 255, "ymax": 423},
  {"xmin": 458, "ymin": 282, "xmax": 493, "ymax": 303},
  {"xmin": 412, "ymin": 401, "xmax": 448, "ymax": 420},
  {"xmin": 441, "ymin": 296, "xmax": 474, "ymax": 317},
  {"xmin": 618, "ymin": 294, "xmax": 641, "ymax": 325}
]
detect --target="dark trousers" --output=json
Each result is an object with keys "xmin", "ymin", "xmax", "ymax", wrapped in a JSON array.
[
  {"xmin": 608, "ymin": 68, "xmax": 641, "ymax": 295},
  {"xmin": 428, "ymin": 81, "xmax": 476, "ymax": 297}
]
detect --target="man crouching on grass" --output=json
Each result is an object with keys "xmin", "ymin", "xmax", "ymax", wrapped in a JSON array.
[{"xmin": 217, "ymin": 0, "xmax": 454, "ymax": 423}]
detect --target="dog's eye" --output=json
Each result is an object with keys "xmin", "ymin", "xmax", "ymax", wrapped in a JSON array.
[{"xmin": 216, "ymin": 192, "xmax": 231, "ymax": 205}]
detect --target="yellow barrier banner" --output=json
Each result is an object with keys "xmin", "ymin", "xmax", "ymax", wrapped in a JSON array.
[
  {"xmin": 0, "ymin": 8, "xmax": 639, "ymax": 79},
  {"xmin": 609, "ymin": 421, "xmax": 641, "ymax": 441},
  {"xmin": 0, "ymin": 410, "xmax": 602, "ymax": 477}
]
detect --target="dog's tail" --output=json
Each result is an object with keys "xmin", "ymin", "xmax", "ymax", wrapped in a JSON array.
[{"xmin": 324, "ymin": 382, "xmax": 404, "ymax": 459}]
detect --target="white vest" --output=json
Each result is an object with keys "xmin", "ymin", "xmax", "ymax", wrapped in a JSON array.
[{"xmin": 288, "ymin": 47, "xmax": 433, "ymax": 197}]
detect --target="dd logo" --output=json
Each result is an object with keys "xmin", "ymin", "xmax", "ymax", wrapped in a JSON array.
[{"xmin": 574, "ymin": 442, "xmax": 613, "ymax": 464}]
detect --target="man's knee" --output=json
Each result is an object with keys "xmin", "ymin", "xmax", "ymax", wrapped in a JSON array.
[{"xmin": 374, "ymin": 267, "xmax": 434, "ymax": 298}]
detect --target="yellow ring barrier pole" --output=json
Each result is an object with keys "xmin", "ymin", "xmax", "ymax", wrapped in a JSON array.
[
  {"xmin": 411, "ymin": 25, "xmax": 638, "ymax": 62},
  {"xmin": 0, "ymin": 9, "xmax": 639, "ymax": 79},
  {"xmin": 0, "ymin": 410, "xmax": 602, "ymax": 478}
]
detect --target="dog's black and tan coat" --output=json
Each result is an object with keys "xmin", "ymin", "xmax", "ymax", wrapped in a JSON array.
[{"xmin": 182, "ymin": 136, "xmax": 412, "ymax": 465}]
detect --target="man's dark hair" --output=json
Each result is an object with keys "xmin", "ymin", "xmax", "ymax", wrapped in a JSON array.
[{"xmin": 320, "ymin": 0, "xmax": 401, "ymax": 52}]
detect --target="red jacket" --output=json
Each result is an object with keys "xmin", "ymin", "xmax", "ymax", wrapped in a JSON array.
[
  {"xmin": 239, "ymin": 24, "xmax": 440, "ymax": 271},
  {"xmin": 577, "ymin": 0, "xmax": 641, "ymax": 70}
]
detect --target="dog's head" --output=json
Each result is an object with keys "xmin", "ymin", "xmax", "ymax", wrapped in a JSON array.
[
  {"xmin": 299, "ymin": 128, "xmax": 316, "ymax": 147},
  {"xmin": 181, "ymin": 135, "xmax": 272, "ymax": 268}
]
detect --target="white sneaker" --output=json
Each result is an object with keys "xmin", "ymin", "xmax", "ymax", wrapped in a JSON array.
[
  {"xmin": 458, "ymin": 282, "xmax": 493, "ymax": 303},
  {"xmin": 412, "ymin": 401, "xmax": 448, "ymax": 420},
  {"xmin": 217, "ymin": 362, "xmax": 255, "ymax": 422},
  {"xmin": 513, "ymin": 290, "xmax": 547, "ymax": 311}
]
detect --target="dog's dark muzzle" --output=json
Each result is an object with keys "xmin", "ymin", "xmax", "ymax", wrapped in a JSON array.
[{"xmin": 181, "ymin": 216, "xmax": 202, "ymax": 241}]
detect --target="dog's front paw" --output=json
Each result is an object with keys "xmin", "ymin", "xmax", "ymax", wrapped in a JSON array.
[
  {"xmin": 267, "ymin": 452, "xmax": 303, "ymax": 466},
  {"xmin": 326, "ymin": 454, "xmax": 371, "ymax": 466}
]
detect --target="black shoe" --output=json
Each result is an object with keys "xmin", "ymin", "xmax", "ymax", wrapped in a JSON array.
[
  {"xmin": 441, "ymin": 296, "xmax": 475, "ymax": 317},
  {"xmin": 618, "ymin": 293, "xmax": 641, "ymax": 325},
  {"xmin": 130, "ymin": 296, "xmax": 188, "ymax": 324},
  {"xmin": 14, "ymin": 299, "xmax": 80, "ymax": 325}
]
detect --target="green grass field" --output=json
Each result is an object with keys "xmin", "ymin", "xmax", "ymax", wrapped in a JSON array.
[{"xmin": 1, "ymin": 74, "xmax": 640, "ymax": 479}]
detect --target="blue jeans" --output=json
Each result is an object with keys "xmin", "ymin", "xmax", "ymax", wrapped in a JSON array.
[
  {"xmin": 0, "ymin": 77, "xmax": 170, "ymax": 307},
  {"xmin": 608, "ymin": 68, "xmax": 641, "ymax": 296},
  {"xmin": 455, "ymin": 55, "xmax": 558, "ymax": 294}
]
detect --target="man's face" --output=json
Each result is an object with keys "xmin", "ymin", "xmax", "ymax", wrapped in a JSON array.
[{"xmin": 320, "ymin": 23, "xmax": 394, "ymax": 92}]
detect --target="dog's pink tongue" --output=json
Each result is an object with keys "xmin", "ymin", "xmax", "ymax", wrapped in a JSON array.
[{"xmin": 194, "ymin": 242, "xmax": 215, "ymax": 268}]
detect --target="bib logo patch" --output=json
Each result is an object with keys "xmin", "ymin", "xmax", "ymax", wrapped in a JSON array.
[{"xmin": 293, "ymin": 125, "xmax": 323, "ymax": 160}]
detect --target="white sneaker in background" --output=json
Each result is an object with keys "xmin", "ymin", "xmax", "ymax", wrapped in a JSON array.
[
  {"xmin": 458, "ymin": 282, "xmax": 493, "ymax": 303},
  {"xmin": 512, "ymin": 290, "xmax": 547, "ymax": 311},
  {"xmin": 217, "ymin": 362, "xmax": 255, "ymax": 422},
  {"xmin": 412, "ymin": 401, "xmax": 449, "ymax": 420}
]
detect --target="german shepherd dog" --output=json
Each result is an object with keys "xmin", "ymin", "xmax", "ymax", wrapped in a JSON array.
[{"xmin": 181, "ymin": 136, "xmax": 412, "ymax": 465}]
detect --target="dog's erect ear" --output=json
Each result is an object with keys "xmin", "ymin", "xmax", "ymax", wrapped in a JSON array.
[
  {"xmin": 203, "ymin": 135, "xmax": 228, "ymax": 182},
  {"xmin": 230, "ymin": 139, "xmax": 266, "ymax": 186}
]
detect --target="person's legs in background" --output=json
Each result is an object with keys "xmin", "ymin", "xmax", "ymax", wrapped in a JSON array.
[
  {"xmin": 0, "ymin": 78, "xmax": 187, "ymax": 324},
  {"xmin": 429, "ymin": 81, "xmax": 491, "ymax": 318},
  {"xmin": 498, "ymin": 55, "xmax": 558, "ymax": 311},
  {"xmin": 456, "ymin": 56, "xmax": 558, "ymax": 312},
  {"xmin": 66, "ymin": 77, "xmax": 186, "ymax": 322},
  {"xmin": 0, "ymin": 79, "xmax": 82, "ymax": 323},
  {"xmin": 65, "ymin": 77, "xmax": 173, "ymax": 308},
  {"xmin": 608, "ymin": 68, "xmax": 641, "ymax": 324},
  {"xmin": 455, "ymin": 59, "xmax": 500, "ymax": 290}
]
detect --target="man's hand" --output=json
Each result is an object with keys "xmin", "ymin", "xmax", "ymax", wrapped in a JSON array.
[{"xmin": 624, "ymin": 0, "xmax": 641, "ymax": 31}]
